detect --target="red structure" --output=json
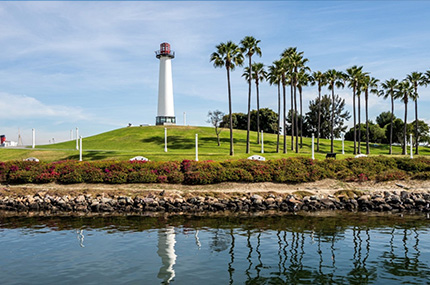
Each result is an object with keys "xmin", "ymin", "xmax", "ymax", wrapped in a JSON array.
[
  {"xmin": 0, "ymin": 135, "xmax": 5, "ymax": 144},
  {"xmin": 156, "ymin": 42, "xmax": 175, "ymax": 59}
]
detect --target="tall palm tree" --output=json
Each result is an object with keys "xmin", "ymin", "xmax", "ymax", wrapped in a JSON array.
[
  {"xmin": 240, "ymin": 36, "xmax": 262, "ymax": 154},
  {"xmin": 297, "ymin": 69, "xmax": 310, "ymax": 148},
  {"xmin": 210, "ymin": 41, "xmax": 244, "ymax": 156},
  {"xmin": 360, "ymin": 75, "xmax": 379, "ymax": 155},
  {"xmin": 325, "ymin": 69, "xmax": 345, "ymax": 153},
  {"xmin": 310, "ymin": 71, "xmax": 326, "ymax": 152},
  {"xmin": 288, "ymin": 50, "xmax": 308, "ymax": 153},
  {"xmin": 281, "ymin": 47, "xmax": 297, "ymax": 151},
  {"xmin": 406, "ymin": 72, "xmax": 427, "ymax": 154},
  {"xmin": 268, "ymin": 61, "xmax": 282, "ymax": 153},
  {"xmin": 395, "ymin": 80, "xmax": 414, "ymax": 155},
  {"xmin": 379, "ymin": 79, "xmax": 399, "ymax": 154},
  {"xmin": 251, "ymin": 62, "xmax": 267, "ymax": 144},
  {"xmin": 346, "ymin": 66, "xmax": 365, "ymax": 155}
]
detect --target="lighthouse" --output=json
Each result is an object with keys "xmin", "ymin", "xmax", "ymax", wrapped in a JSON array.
[{"xmin": 155, "ymin": 42, "xmax": 176, "ymax": 125}]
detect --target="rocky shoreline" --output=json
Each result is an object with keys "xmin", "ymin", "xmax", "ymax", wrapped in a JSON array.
[{"xmin": 1, "ymin": 189, "xmax": 430, "ymax": 214}]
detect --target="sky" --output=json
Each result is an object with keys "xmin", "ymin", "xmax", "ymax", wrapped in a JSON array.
[{"xmin": 0, "ymin": 1, "xmax": 429, "ymax": 145}]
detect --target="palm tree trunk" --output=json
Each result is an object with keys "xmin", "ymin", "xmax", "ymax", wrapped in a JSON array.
[
  {"xmin": 277, "ymin": 83, "xmax": 280, "ymax": 153},
  {"xmin": 331, "ymin": 87, "xmax": 335, "ymax": 153},
  {"xmin": 415, "ymin": 99, "xmax": 419, "ymax": 155},
  {"xmin": 246, "ymin": 57, "xmax": 252, "ymax": 154},
  {"xmin": 256, "ymin": 81, "xmax": 261, "ymax": 144},
  {"xmin": 358, "ymin": 95, "xmax": 361, "ymax": 154},
  {"xmin": 353, "ymin": 86, "xmax": 356, "ymax": 155},
  {"xmin": 299, "ymin": 87, "xmax": 303, "ymax": 148},
  {"xmin": 317, "ymin": 83, "xmax": 321, "ymax": 152},
  {"xmin": 390, "ymin": 96, "xmax": 393, "ymax": 155},
  {"xmin": 227, "ymin": 66, "xmax": 234, "ymax": 156},
  {"xmin": 282, "ymin": 74, "xmax": 287, "ymax": 154},
  {"xmin": 294, "ymin": 79, "xmax": 299, "ymax": 153},
  {"xmin": 365, "ymin": 90, "xmax": 369, "ymax": 155},
  {"xmin": 290, "ymin": 82, "xmax": 294, "ymax": 151},
  {"xmin": 403, "ymin": 100, "xmax": 407, "ymax": 155}
]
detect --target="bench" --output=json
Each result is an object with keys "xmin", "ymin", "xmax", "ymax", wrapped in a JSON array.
[{"xmin": 326, "ymin": 153, "xmax": 336, "ymax": 159}]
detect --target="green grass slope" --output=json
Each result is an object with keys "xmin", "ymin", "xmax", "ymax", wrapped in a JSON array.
[{"xmin": 1, "ymin": 125, "xmax": 429, "ymax": 162}]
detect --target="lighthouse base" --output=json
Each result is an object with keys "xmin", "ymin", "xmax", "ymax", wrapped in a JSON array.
[{"xmin": 156, "ymin": 116, "xmax": 176, "ymax": 126}]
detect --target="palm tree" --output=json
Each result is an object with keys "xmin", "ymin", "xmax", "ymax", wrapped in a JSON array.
[
  {"xmin": 360, "ymin": 75, "xmax": 379, "ymax": 154},
  {"xmin": 395, "ymin": 80, "xmax": 414, "ymax": 155},
  {"xmin": 288, "ymin": 50, "xmax": 308, "ymax": 153},
  {"xmin": 310, "ymin": 71, "xmax": 326, "ymax": 152},
  {"xmin": 379, "ymin": 79, "xmax": 399, "ymax": 154},
  {"xmin": 251, "ymin": 62, "xmax": 267, "ymax": 144},
  {"xmin": 325, "ymin": 69, "xmax": 345, "ymax": 153},
  {"xmin": 406, "ymin": 72, "xmax": 427, "ymax": 154},
  {"xmin": 281, "ymin": 47, "xmax": 297, "ymax": 151},
  {"xmin": 210, "ymin": 41, "xmax": 244, "ymax": 156},
  {"xmin": 346, "ymin": 66, "xmax": 365, "ymax": 154},
  {"xmin": 268, "ymin": 61, "xmax": 282, "ymax": 153},
  {"xmin": 297, "ymin": 69, "xmax": 311, "ymax": 148},
  {"xmin": 240, "ymin": 36, "xmax": 262, "ymax": 154}
]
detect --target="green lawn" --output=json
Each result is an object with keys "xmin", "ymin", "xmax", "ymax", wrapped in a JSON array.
[{"xmin": 0, "ymin": 125, "xmax": 428, "ymax": 162}]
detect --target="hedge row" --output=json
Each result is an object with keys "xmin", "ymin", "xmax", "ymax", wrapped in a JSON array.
[{"xmin": 1, "ymin": 157, "xmax": 430, "ymax": 185}]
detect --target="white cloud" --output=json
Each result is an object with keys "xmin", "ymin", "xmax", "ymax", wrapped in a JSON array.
[{"xmin": 0, "ymin": 92, "xmax": 88, "ymax": 120}]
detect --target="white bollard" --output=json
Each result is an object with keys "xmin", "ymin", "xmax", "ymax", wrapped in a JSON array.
[
  {"xmin": 79, "ymin": 136, "xmax": 83, "ymax": 161},
  {"xmin": 410, "ymin": 134, "xmax": 413, "ymax": 159},
  {"xmin": 261, "ymin": 131, "xmax": 264, "ymax": 154},
  {"xmin": 32, "ymin": 128, "xmax": 35, "ymax": 149},
  {"xmin": 76, "ymin": 127, "xmax": 79, "ymax": 150},
  {"xmin": 341, "ymin": 133, "xmax": 345, "ymax": 155},
  {"xmin": 312, "ymin": 133, "xmax": 315, "ymax": 160},
  {"xmin": 195, "ymin": 133, "xmax": 198, "ymax": 161},
  {"xmin": 164, "ymin": 128, "xmax": 168, "ymax": 153}
]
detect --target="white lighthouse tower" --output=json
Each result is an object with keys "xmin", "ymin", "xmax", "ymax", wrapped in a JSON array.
[{"xmin": 155, "ymin": 42, "xmax": 176, "ymax": 125}]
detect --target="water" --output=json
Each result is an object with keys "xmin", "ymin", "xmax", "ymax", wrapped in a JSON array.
[{"xmin": 1, "ymin": 212, "xmax": 430, "ymax": 284}]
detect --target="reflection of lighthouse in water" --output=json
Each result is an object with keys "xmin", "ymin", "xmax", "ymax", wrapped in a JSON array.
[{"xmin": 157, "ymin": 226, "xmax": 176, "ymax": 284}]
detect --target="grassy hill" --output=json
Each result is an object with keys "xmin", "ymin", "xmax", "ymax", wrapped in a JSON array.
[{"xmin": 1, "ymin": 125, "xmax": 428, "ymax": 162}]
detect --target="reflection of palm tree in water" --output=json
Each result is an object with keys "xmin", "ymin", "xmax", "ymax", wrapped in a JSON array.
[
  {"xmin": 245, "ymin": 229, "xmax": 253, "ymax": 279},
  {"xmin": 228, "ymin": 228, "xmax": 235, "ymax": 285},
  {"xmin": 255, "ymin": 232, "xmax": 263, "ymax": 278},
  {"xmin": 157, "ymin": 226, "xmax": 176, "ymax": 284}
]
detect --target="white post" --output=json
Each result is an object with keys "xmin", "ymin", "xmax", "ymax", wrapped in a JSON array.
[
  {"xmin": 410, "ymin": 134, "xmax": 413, "ymax": 159},
  {"xmin": 261, "ymin": 131, "xmax": 264, "ymax": 154},
  {"xmin": 79, "ymin": 136, "xmax": 83, "ymax": 161},
  {"xmin": 311, "ymin": 133, "xmax": 315, "ymax": 160},
  {"xmin": 341, "ymin": 133, "xmax": 345, "ymax": 155},
  {"xmin": 76, "ymin": 127, "xmax": 79, "ymax": 150},
  {"xmin": 164, "ymin": 128, "xmax": 168, "ymax": 152},
  {"xmin": 32, "ymin": 128, "xmax": 35, "ymax": 149},
  {"xmin": 183, "ymin": 112, "xmax": 186, "ymax": 126},
  {"xmin": 195, "ymin": 133, "xmax": 198, "ymax": 161}
]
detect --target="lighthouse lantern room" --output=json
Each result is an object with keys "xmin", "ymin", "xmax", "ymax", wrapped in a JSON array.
[{"xmin": 155, "ymin": 42, "xmax": 176, "ymax": 125}]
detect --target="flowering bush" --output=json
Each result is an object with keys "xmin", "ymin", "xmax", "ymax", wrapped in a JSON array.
[{"xmin": 1, "ymin": 156, "xmax": 430, "ymax": 185}]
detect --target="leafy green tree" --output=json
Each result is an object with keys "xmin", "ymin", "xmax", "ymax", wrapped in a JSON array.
[
  {"xmin": 220, "ymin": 112, "xmax": 247, "ymax": 130},
  {"xmin": 310, "ymin": 71, "xmax": 326, "ymax": 152},
  {"xmin": 346, "ymin": 66, "xmax": 366, "ymax": 154},
  {"xmin": 220, "ymin": 109, "xmax": 278, "ymax": 134},
  {"xmin": 376, "ymin": 111, "xmax": 396, "ymax": 128},
  {"xmin": 210, "ymin": 41, "xmax": 244, "ymax": 156},
  {"xmin": 325, "ymin": 69, "xmax": 345, "ymax": 153},
  {"xmin": 207, "ymin": 110, "xmax": 225, "ymax": 146},
  {"xmin": 240, "ymin": 36, "xmax": 262, "ymax": 154},
  {"xmin": 407, "ymin": 72, "xmax": 427, "ymax": 154},
  {"xmin": 304, "ymin": 94, "xmax": 350, "ymax": 140},
  {"xmin": 379, "ymin": 79, "xmax": 399, "ymax": 154},
  {"xmin": 345, "ymin": 122, "xmax": 385, "ymax": 144},
  {"xmin": 410, "ymin": 119, "xmax": 430, "ymax": 145}
]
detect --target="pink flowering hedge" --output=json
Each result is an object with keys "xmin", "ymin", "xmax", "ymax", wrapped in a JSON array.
[{"xmin": 0, "ymin": 157, "xmax": 429, "ymax": 185}]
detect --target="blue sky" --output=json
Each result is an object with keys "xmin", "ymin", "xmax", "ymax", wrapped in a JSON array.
[{"xmin": 0, "ymin": 1, "xmax": 429, "ymax": 145}]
